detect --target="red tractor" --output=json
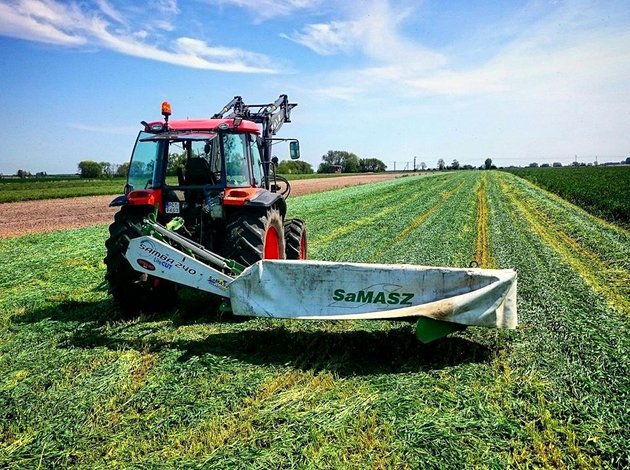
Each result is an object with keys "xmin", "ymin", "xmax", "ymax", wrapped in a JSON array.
[{"xmin": 105, "ymin": 95, "xmax": 307, "ymax": 311}]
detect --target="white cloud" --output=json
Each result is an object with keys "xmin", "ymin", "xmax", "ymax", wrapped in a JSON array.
[
  {"xmin": 402, "ymin": 5, "xmax": 630, "ymax": 98},
  {"xmin": 0, "ymin": 0, "xmax": 85, "ymax": 45},
  {"xmin": 281, "ymin": 21, "xmax": 358, "ymax": 55},
  {"xmin": 0, "ymin": 0, "xmax": 277, "ymax": 73},
  {"xmin": 95, "ymin": 0, "xmax": 126, "ymax": 25},
  {"xmin": 284, "ymin": 0, "xmax": 446, "ymax": 69},
  {"xmin": 213, "ymin": 0, "xmax": 321, "ymax": 20},
  {"xmin": 288, "ymin": 0, "xmax": 630, "ymax": 101}
]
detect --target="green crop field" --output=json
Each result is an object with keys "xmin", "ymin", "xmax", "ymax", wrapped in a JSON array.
[
  {"xmin": 1, "ymin": 172, "xmax": 628, "ymax": 467},
  {"xmin": 503, "ymin": 166, "xmax": 630, "ymax": 228},
  {"xmin": 0, "ymin": 177, "xmax": 127, "ymax": 203},
  {"xmin": 0, "ymin": 173, "xmax": 354, "ymax": 203}
]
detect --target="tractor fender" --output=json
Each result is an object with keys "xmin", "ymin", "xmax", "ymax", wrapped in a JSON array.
[
  {"xmin": 224, "ymin": 188, "xmax": 287, "ymax": 216},
  {"xmin": 109, "ymin": 195, "xmax": 127, "ymax": 207},
  {"xmin": 247, "ymin": 190, "xmax": 286, "ymax": 214}
]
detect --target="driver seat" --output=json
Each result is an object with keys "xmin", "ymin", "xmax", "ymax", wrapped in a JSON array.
[{"xmin": 185, "ymin": 158, "xmax": 214, "ymax": 185}]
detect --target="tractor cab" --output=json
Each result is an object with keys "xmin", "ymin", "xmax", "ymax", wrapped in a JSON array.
[
  {"xmin": 126, "ymin": 127, "xmax": 263, "ymax": 193},
  {"xmin": 118, "ymin": 98, "xmax": 299, "ymax": 218}
]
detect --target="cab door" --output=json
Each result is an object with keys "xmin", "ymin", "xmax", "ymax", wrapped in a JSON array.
[{"xmin": 249, "ymin": 135, "xmax": 264, "ymax": 187}]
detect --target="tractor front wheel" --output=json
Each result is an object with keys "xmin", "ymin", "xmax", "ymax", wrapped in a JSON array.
[
  {"xmin": 223, "ymin": 209, "xmax": 286, "ymax": 266},
  {"xmin": 104, "ymin": 206, "xmax": 177, "ymax": 314}
]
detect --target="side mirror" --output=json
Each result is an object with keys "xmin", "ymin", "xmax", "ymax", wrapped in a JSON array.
[
  {"xmin": 289, "ymin": 140, "xmax": 300, "ymax": 160},
  {"xmin": 271, "ymin": 156, "xmax": 279, "ymax": 166}
]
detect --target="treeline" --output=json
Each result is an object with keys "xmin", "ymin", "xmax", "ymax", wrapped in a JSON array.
[
  {"xmin": 277, "ymin": 160, "xmax": 314, "ymax": 174},
  {"xmin": 4, "ymin": 170, "xmax": 50, "ymax": 179},
  {"xmin": 317, "ymin": 150, "xmax": 387, "ymax": 174},
  {"xmin": 77, "ymin": 160, "xmax": 129, "ymax": 178},
  {"xmin": 74, "ymin": 150, "xmax": 390, "ymax": 179}
]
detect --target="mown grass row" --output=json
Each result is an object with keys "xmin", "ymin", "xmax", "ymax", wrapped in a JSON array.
[{"xmin": 0, "ymin": 172, "xmax": 628, "ymax": 467}]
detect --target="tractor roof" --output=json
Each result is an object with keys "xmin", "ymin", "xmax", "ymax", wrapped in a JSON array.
[{"xmin": 145, "ymin": 118, "xmax": 260, "ymax": 134}]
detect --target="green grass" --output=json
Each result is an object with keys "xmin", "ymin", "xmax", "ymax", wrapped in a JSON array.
[
  {"xmin": 0, "ymin": 173, "xmax": 358, "ymax": 203},
  {"xmin": 0, "ymin": 172, "xmax": 628, "ymax": 467},
  {"xmin": 0, "ymin": 178, "xmax": 127, "ymax": 203},
  {"xmin": 503, "ymin": 166, "xmax": 630, "ymax": 228}
]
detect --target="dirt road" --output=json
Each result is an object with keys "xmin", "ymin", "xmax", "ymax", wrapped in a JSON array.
[{"xmin": 0, "ymin": 174, "xmax": 400, "ymax": 238}]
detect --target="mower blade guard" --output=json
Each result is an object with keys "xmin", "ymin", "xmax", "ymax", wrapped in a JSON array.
[
  {"xmin": 229, "ymin": 260, "xmax": 517, "ymax": 329},
  {"xmin": 126, "ymin": 236, "xmax": 233, "ymax": 297}
]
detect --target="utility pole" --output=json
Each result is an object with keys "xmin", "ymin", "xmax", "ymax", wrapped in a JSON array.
[
  {"xmin": 394, "ymin": 161, "xmax": 396, "ymax": 171},
  {"xmin": 414, "ymin": 156, "xmax": 417, "ymax": 171}
]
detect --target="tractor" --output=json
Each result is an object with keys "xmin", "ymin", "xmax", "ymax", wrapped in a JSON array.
[{"xmin": 105, "ymin": 95, "xmax": 306, "ymax": 312}]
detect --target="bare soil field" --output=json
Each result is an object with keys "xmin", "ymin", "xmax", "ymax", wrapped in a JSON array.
[{"xmin": 0, "ymin": 173, "xmax": 400, "ymax": 238}]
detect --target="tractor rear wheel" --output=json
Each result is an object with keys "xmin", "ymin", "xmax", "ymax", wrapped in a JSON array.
[
  {"xmin": 223, "ymin": 208, "xmax": 286, "ymax": 266},
  {"xmin": 104, "ymin": 206, "xmax": 176, "ymax": 314},
  {"xmin": 284, "ymin": 218, "xmax": 307, "ymax": 260}
]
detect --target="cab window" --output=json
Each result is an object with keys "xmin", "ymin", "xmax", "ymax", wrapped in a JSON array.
[
  {"xmin": 223, "ymin": 133, "xmax": 250, "ymax": 187},
  {"xmin": 128, "ymin": 131, "xmax": 160, "ymax": 190},
  {"xmin": 250, "ymin": 136, "xmax": 264, "ymax": 186}
]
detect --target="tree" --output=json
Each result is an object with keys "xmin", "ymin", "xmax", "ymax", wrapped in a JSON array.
[
  {"xmin": 420, "ymin": 162, "xmax": 427, "ymax": 170},
  {"xmin": 277, "ymin": 160, "xmax": 314, "ymax": 174},
  {"xmin": 437, "ymin": 158, "xmax": 446, "ymax": 171},
  {"xmin": 166, "ymin": 152, "xmax": 186, "ymax": 176},
  {"xmin": 116, "ymin": 162, "xmax": 129, "ymax": 177},
  {"xmin": 484, "ymin": 158, "xmax": 493, "ymax": 170},
  {"xmin": 318, "ymin": 162, "xmax": 335, "ymax": 173},
  {"xmin": 553, "ymin": 162, "xmax": 562, "ymax": 167},
  {"xmin": 78, "ymin": 160, "xmax": 103, "ymax": 178},
  {"xmin": 16, "ymin": 169, "xmax": 31, "ymax": 178},
  {"xmin": 358, "ymin": 158, "xmax": 387, "ymax": 172},
  {"xmin": 541, "ymin": 163, "xmax": 550, "ymax": 168},
  {"xmin": 450, "ymin": 159, "xmax": 460, "ymax": 170},
  {"xmin": 625, "ymin": 157, "xmax": 630, "ymax": 164},
  {"xmin": 344, "ymin": 155, "xmax": 359, "ymax": 173},
  {"xmin": 99, "ymin": 161, "xmax": 118, "ymax": 178},
  {"xmin": 318, "ymin": 150, "xmax": 360, "ymax": 173},
  {"xmin": 528, "ymin": 162, "xmax": 539, "ymax": 168}
]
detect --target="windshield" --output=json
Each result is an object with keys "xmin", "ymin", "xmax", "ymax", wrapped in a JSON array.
[
  {"xmin": 128, "ymin": 131, "xmax": 160, "ymax": 191},
  {"xmin": 223, "ymin": 133, "xmax": 251, "ymax": 187}
]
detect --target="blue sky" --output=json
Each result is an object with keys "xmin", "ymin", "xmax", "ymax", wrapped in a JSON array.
[{"xmin": 0, "ymin": 0, "xmax": 629, "ymax": 175}]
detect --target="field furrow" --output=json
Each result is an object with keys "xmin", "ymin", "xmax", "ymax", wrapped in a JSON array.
[{"xmin": 474, "ymin": 174, "xmax": 494, "ymax": 268}]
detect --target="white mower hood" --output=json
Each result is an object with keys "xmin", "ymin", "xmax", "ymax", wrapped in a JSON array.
[{"xmin": 229, "ymin": 260, "xmax": 517, "ymax": 328}]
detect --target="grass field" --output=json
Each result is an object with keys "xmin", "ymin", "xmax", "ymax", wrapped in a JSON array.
[
  {"xmin": 0, "ymin": 172, "xmax": 628, "ymax": 467},
  {"xmin": 0, "ymin": 173, "xmax": 363, "ymax": 203},
  {"xmin": 0, "ymin": 177, "xmax": 127, "ymax": 203},
  {"xmin": 504, "ymin": 166, "xmax": 630, "ymax": 228}
]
